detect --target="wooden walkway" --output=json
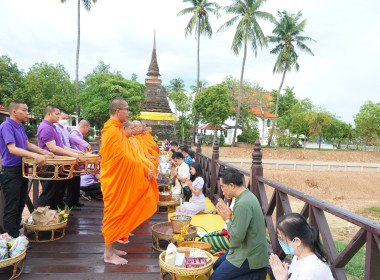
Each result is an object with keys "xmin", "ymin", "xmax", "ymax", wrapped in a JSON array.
[{"xmin": 0, "ymin": 200, "xmax": 167, "ymax": 280}]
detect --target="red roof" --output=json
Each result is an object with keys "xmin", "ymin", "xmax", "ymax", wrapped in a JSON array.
[
  {"xmin": 0, "ymin": 105, "xmax": 9, "ymax": 116},
  {"xmin": 197, "ymin": 123, "xmax": 225, "ymax": 130}
]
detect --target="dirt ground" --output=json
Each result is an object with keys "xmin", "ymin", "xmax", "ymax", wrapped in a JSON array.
[
  {"xmin": 200, "ymin": 146, "xmax": 380, "ymax": 243},
  {"xmin": 201, "ymin": 146, "xmax": 380, "ymax": 163}
]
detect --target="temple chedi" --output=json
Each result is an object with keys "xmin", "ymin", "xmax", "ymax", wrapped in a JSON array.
[{"xmin": 140, "ymin": 31, "xmax": 175, "ymax": 139}]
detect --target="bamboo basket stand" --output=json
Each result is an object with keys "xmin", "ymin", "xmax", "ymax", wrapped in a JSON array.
[
  {"xmin": 62, "ymin": 153, "xmax": 101, "ymax": 176},
  {"xmin": 159, "ymin": 247, "xmax": 213, "ymax": 280},
  {"xmin": 0, "ymin": 250, "xmax": 26, "ymax": 280},
  {"xmin": 23, "ymin": 220, "xmax": 68, "ymax": 242},
  {"xmin": 22, "ymin": 156, "xmax": 76, "ymax": 180}
]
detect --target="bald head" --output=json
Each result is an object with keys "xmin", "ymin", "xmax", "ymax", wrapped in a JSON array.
[
  {"xmin": 123, "ymin": 119, "xmax": 133, "ymax": 128},
  {"xmin": 78, "ymin": 120, "xmax": 90, "ymax": 128},
  {"xmin": 110, "ymin": 98, "xmax": 127, "ymax": 115},
  {"xmin": 123, "ymin": 119, "xmax": 134, "ymax": 137},
  {"xmin": 132, "ymin": 120, "xmax": 142, "ymax": 135}
]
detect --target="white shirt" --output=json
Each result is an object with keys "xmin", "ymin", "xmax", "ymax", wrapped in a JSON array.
[
  {"xmin": 172, "ymin": 161, "xmax": 190, "ymax": 195},
  {"xmin": 288, "ymin": 254, "xmax": 333, "ymax": 280}
]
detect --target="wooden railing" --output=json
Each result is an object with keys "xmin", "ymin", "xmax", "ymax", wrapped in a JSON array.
[{"xmin": 195, "ymin": 138, "xmax": 380, "ymax": 280}]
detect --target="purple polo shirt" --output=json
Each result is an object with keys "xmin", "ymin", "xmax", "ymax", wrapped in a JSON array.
[
  {"xmin": 69, "ymin": 129, "xmax": 89, "ymax": 152},
  {"xmin": 0, "ymin": 117, "xmax": 28, "ymax": 166},
  {"xmin": 37, "ymin": 120, "xmax": 64, "ymax": 154},
  {"xmin": 54, "ymin": 123, "xmax": 70, "ymax": 147}
]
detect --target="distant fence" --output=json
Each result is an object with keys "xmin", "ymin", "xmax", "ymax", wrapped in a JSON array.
[
  {"xmin": 220, "ymin": 158, "xmax": 380, "ymax": 172},
  {"xmin": 196, "ymin": 138, "xmax": 380, "ymax": 280}
]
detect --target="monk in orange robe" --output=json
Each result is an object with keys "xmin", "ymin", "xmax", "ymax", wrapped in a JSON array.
[
  {"xmin": 124, "ymin": 120, "xmax": 159, "ymax": 203},
  {"xmin": 100, "ymin": 98, "xmax": 157, "ymax": 265},
  {"xmin": 146, "ymin": 126, "xmax": 160, "ymax": 154},
  {"xmin": 133, "ymin": 121, "xmax": 159, "ymax": 171},
  {"xmin": 141, "ymin": 123, "xmax": 160, "ymax": 157}
]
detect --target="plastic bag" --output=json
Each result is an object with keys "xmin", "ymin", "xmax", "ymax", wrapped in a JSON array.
[
  {"xmin": 165, "ymin": 243, "xmax": 177, "ymax": 266},
  {"xmin": 9, "ymin": 235, "xmax": 29, "ymax": 258}
]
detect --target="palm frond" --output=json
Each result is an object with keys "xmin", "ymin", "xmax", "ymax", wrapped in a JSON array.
[{"xmin": 217, "ymin": 16, "xmax": 239, "ymax": 33}]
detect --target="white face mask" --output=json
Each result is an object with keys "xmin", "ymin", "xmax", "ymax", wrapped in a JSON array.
[{"xmin": 58, "ymin": 119, "xmax": 68, "ymax": 127}]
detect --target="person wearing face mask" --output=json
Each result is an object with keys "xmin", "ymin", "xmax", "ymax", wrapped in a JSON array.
[
  {"xmin": 54, "ymin": 109, "xmax": 84, "ymax": 210},
  {"xmin": 269, "ymin": 213, "xmax": 333, "ymax": 280},
  {"xmin": 37, "ymin": 105, "xmax": 81, "ymax": 210}
]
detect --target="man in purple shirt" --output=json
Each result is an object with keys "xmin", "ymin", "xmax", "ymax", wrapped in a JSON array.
[
  {"xmin": 0, "ymin": 100, "xmax": 53, "ymax": 237},
  {"xmin": 55, "ymin": 110, "xmax": 85, "ymax": 210},
  {"xmin": 64, "ymin": 119, "xmax": 92, "ymax": 209},
  {"xmin": 37, "ymin": 104, "xmax": 81, "ymax": 209},
  {"xmin": 69, "ymin": 120, "xmax": 92, "ymax": 152}
]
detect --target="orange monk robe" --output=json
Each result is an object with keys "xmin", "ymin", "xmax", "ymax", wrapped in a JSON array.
[
  {"xmin": 100, "ymin": 119, "xmax": 157, "ymax": 246},
  {"xmin": 146, "ymin": 132, "xmax": 160, "ymax": 154},
  {"xmin": 143, "ymin": 133, "xmax": 160, "ymax": 158},
  {"xmin": 137, "ymin": 135, "xmax": 158, "ymax": 172},
  {"xmin": 142, "ymin": 135, "xmax": 159, "ymax": 164},
  {"xmin": 129, "ymin": 136, "xmax": 159, "ymax": 203}
]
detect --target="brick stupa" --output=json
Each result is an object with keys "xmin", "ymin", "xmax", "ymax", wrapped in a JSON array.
[{"xmin": 140, "ymin": 31, "xmax": 175, "ymax": 140}]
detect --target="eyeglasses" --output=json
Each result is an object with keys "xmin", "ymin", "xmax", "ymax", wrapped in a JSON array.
[{"xmin": 118, "ymin": 108, "xmax": 129, "ymax": 111}]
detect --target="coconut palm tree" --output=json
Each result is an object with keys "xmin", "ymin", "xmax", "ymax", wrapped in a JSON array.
[
  {"xmin": 218, "ymin": 0, "xmax": 274, "ymax": 146},
  {"xmin": 266, "ymin": 10, "xmax": 315, "ymax": 147},
  {"xmin": 60, "ymin": 0, "xmax": 97, "ymax": 116},
  {"xmin": 178, "ymin": 0, "xmax": 220, "ymax": 144}
]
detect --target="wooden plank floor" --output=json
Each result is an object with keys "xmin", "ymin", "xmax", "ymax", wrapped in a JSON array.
[{"xmin": 0, "ymin": 200, "xmax": 168, "ymax": 280}]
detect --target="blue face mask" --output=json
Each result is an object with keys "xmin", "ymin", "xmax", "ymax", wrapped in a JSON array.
[{"xmin": 279, "ymin": 239, "xmax": 295, "ymax": 255}]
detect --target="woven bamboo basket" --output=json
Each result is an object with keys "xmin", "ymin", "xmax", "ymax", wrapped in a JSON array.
[
  {"xmin": 23, "ymin": 219, "xmax": 68, "ymax": 242},
  {"xmin": 178, "ymin": 226, "xmax": 212, "ymax": 252},
  {"xmin": 170, "ymin": 215, "xmax": 192, "ymax": 234},
  {"xmin": 0, "ymin": 249, "xmax": 26, "ymax": 280},
  {"xmin": 159, "ymin": 247, "xmax": 213, "ymax": 280},
  {"xmin": 22, "ymin": 156, "xmax": 76, "ymax": 180},
  {"xmin": 62, "ymin": 153, "xmax": 101, "ymax": 175},
  {"xmin": 159, "ymin": 184, "xmax": 172, "ymax": 202}
]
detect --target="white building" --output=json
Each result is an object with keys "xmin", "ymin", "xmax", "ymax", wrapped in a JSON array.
[{"xmin": 197, "ymin": 92, "xmax": 275, "ymax": 146}]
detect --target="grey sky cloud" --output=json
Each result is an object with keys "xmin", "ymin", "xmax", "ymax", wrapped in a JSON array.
[{"xmin": 1, "ymin": 0, "xmax": 379, "ymax": 125}]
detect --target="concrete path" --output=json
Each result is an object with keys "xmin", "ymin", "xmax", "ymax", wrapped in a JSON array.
[{"xmin": 220, "ymin": 158, "xmax": 380, "ymax": 172}]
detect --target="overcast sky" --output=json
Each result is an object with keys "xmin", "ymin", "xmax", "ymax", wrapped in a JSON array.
[{"xmin": 1, "ymin": 0, "xmax": 379, "ymax": 124}]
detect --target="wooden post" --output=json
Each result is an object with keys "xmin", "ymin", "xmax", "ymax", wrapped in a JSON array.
[
  {"xmin": 250, "ymin": 139, "xmax": 263, "ymax": 201},
  {"xmin": 33, "ymin": 180, "xmax": 39, "ymax": 209},
  {"xmin": 186, "ymin": 138, "xmax": 192, "ymax": 149},
  {"xmin": 196, "ymin": 135, "xmax": 202, "ymax": 161},
  {"xmin": 210, "ymin": 138, "xmax": 219, "ymax": 201}
]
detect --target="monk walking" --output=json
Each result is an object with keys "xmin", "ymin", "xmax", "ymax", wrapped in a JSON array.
[{"xmin": 100, "ymin": 98, "xmax": 157, "ymax": 265}]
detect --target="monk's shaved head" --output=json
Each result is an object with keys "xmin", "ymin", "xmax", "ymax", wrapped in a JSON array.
[
  {"xmin": 123, "ymin": 119, "xmax": 133, "ymax": 128},
  {"xmin": 110, "ymin": 98, "xmax": 127, "ymax": 114},
  {"xmin": 79, "ymin": 120, "xmax": 90, "ymax": 127},
  {"xmin": 8, "ymin": 100, "xmax": 26, "ymax": 114}
]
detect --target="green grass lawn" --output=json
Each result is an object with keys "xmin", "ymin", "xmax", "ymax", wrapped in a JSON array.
[{"xmin": 335, "ymin": 240, "xmax": 365, "ymax": 279}]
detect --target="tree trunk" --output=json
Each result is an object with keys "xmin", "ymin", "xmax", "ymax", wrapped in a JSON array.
[
  {"xmin": 182, "ymin": 122, "xmax": 185, "ymax": 143},
  {"xmin": 267, "ymin": 69, "xmax": 287, "ymax": 147},
  {"xmin": 213, "ymin": 129, "xmax": 217, "ymax": 142},
  {"xmin": 75, "ymin": 0, "xmax": 81, "ymax": 116},
  {"xmin": 192, "ymin": 17, "xmax": 201, "ymax": 145},
  {"xmin": 231, "ymin": 41, "xmax": 247, "ymax": 147},
  {"xmin": 318, "ymin": 133, "xmax": 322, "ymax": 150},
  {"xmin": 303, "ymin": 134, "xmax": 307, "ymax": 150}
]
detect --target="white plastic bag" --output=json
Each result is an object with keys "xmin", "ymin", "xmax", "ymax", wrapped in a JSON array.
[{"xmin": 165, "ymin": 243, "xmax": 177, "ymax": 266}]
